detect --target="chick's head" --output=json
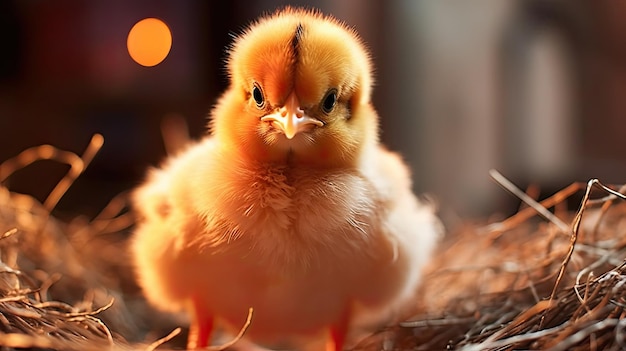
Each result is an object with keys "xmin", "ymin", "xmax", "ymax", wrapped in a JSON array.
[{"xmin": 212, "ymin": 8, "xmax": 378, "ymax": 168}]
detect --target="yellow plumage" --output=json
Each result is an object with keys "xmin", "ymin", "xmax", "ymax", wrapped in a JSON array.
[{"xmin": 131, "ymin": 7, "xmax": 441, "ymax": 350}]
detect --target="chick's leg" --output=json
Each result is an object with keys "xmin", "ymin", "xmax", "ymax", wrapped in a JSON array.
[
  {"xmin": 187, "ymin": 297, "xmax": 214, "ymax": 349},
  {"xmin": 325, "ymin": 308, "xmax": 351, "ymax": 351}
]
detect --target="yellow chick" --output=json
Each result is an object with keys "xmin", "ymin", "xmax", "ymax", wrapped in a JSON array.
[{"xmin": 132, "ymin": 7, "xmax": 441, "ymax": 351}]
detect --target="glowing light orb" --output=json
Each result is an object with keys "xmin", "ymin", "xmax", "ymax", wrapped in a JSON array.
[{"xmin": 127, "ymin": 18, "xmax": 172, "ymax": 67}]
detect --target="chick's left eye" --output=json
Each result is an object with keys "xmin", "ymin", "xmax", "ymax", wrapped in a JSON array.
[
  {"xmin": 252, "ymin": 84, "xmax": 264, "ymax": 108},
  {"xmin": 322, "ymin": 90, "xmax": 337, "ymax": 113}
]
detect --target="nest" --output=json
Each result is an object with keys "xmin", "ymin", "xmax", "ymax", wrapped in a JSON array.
[
  {"xmin": 1, "ymin": 134, "xmax": 626, "ymax": 350},
  {"xmin": 357, "ymin": 174, "xmax": 626, "ymax": 350}
]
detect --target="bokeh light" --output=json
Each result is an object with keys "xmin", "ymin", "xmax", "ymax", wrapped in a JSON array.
[{"xmin": 127, "ymin": 18, "xmax": 172, "ymax": 67}]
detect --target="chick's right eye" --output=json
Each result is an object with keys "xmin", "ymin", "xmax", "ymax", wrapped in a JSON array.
[
  {"xmin": 252, "ymin": 84, "xmax": 264, "ymax": 108},
  {"xmin": 321, "ymin": 89, "xmax": 337, "ymax": 114}
]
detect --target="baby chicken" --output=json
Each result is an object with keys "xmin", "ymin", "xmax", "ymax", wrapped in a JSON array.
[{"xmin": 132, "ymin": 7, "xmax": 441, "ymax": 351}]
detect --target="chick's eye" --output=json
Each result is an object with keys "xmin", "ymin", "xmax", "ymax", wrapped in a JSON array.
[
  {"xmin": 252, "ymin": 84, "xmax": 264, "ymax": 108},
  {"xmin": 321, "ymin": 89, "xmax": 337, "ymax": 114}
]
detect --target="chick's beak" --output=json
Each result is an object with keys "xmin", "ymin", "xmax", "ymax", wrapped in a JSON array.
[{"xmin": 261, "ymin": 92, "xmax": 323, "ymax": 139}]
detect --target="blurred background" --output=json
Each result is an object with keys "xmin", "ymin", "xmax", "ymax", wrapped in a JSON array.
[{"xmin": 0, "ymin": 0, "xmax": 624, "ymax": 222}]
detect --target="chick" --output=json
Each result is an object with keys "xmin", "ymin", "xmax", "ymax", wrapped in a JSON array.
[{"xmin": 132, "ymin": 7, "xmax": 441, "ymax": 351}]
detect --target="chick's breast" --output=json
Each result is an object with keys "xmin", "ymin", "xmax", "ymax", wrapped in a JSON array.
[{"xmin": 132, "ymin": 140, "xmax": 440, "ymax": 344}]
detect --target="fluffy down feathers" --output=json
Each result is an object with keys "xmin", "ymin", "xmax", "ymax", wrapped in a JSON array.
[{"xmin": 132, "ymin": 7, "xmax": 441, "ymax": 350}]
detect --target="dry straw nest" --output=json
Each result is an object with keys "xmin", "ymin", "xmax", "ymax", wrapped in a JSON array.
[
  {"xmin": 0, "ymin": 134, "xmax": 625, "ymax": 350},
  {"xmin": 357, "ymin": 174, "xmax": 626, "ymax": 351}
]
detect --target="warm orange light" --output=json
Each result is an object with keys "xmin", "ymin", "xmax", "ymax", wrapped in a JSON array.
[{"xmin": 127, "ymin": 18, "xmax": 172, "ymax": 67}]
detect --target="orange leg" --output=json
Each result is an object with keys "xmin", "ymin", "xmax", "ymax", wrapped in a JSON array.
[
  {"xmin": 326, "ymin": 309, "xmax": 351, "ymax": 351},
  {"xmin": 187, "ymin": 297, "xmax": 214, "ymax": 349}
]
